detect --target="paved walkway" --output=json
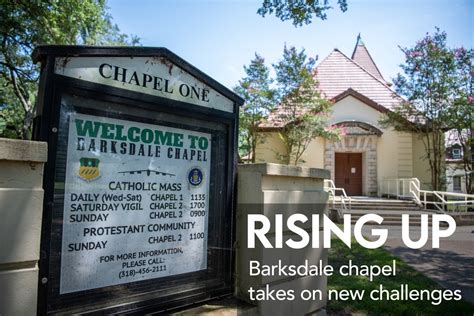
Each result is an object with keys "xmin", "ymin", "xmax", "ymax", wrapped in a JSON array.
[{"xmin": 363, "ymin": 225, "xmax": 474, "ymax": 304}]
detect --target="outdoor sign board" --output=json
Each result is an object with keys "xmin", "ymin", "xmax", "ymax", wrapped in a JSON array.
[{"xmin": 32, "ymin": 46, "xmax": 243, "ymax": 315}]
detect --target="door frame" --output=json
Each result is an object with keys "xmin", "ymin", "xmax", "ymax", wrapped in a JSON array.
[
  {"xmin": 324, "ymin": 135, "xmax": 379, "ymax": 197},
  {"xmin": 334, "ymin": 151, "xmax": 366, "ymax": 196}
]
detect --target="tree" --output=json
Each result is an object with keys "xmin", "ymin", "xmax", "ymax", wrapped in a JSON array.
[
  {"xmin": 234, "ymin": 54, "xmax": 275, "ymax": 162},
  {"xmin": 381, "ymin": 28, "xmax": 471, "ymax": 191},
  {"xmin": 273, "ymin": 45, "xmax": 340, "ymax": 165},
  {"xmin": 257, "ymin": 0, "xmax": 348, "ymax": 27},
  {"xmin": 0, "ymin": 75, "xmax": 25, "ymax": 138},
  {"xmin": 0, "ymin": 0, "xmax": 139, "ymax": 139},
  {"xmin": 446, "ymin": 47, "xmax": 473, "ymax": 193}
]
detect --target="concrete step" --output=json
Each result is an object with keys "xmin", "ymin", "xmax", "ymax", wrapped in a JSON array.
[
  {"xmin": 338, "ymin": 204, "xmax": 420, "ymax": 208},
  {"xmin": 349, "ymin": 201, "xmax": 417, "ymax": 204},
  {"xmin": 344, "ymin": 212, "xmax": 474, "ymax": 226},
  {"xmin": 350, "ymin": 214, "xmax": 438, "ymax": 219},
  {"xmin": 347, "ymin": 209, "xmax": 445, "ymax": 226},
  {"xmin": 331, "ymin": 198, "xmax": 436, "ymax": 221},
  {"xmin": 335, "ymin": 205, "xmax": 422, "ymax": 211},
  {"xmin": 347, "ymin": 210, "xmax": 436, "ymax": 215},
  {"xmin": 350, "ymin": 219, "xmax": 449, "ymax": 227},
  {"xmin": 351, "ymin": 214, "xmax": 438, "ymax": 222},
  {"xmin": 348, "ymin": 198, "xmax": 416, "ymax": 204},
  {"xmin": 349, "ymin": 205, "xmax": 421, "ymax": 210},
  {"xmin": 335, "ymin": 199, "xmax": 418, "ymax": 204}
]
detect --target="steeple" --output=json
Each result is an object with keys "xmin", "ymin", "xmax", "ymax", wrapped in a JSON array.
[
  {"xmin": 351, "ymin": 34, "xmax": 385, "ymax": 82},
  {"xmin": 355, "ymin": 33, "xmax": 364, "ymax": 46}
]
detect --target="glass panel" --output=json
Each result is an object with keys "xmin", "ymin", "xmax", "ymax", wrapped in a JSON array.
[{"xmin": 47, "ymin": 92, "xmax": 232, "ymax": 313}]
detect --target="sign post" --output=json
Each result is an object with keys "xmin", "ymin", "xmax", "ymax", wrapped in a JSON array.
[{"xmin": 32, "ymin": 46, "xmax": 243, "ymax": 314}]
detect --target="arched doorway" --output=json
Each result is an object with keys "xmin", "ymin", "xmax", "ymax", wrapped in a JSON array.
[{"xmin": 325, "ymin": 121, "xmax": 382, "ymax": 196}]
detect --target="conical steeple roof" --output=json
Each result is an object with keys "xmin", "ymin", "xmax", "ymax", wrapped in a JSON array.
[{"xmin": 351, "ymin": 34, "xmax": 385, "ymax": 81}]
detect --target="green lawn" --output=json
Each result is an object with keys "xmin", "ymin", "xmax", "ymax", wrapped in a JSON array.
[{"xmin": 327, "ymin": 238, "xmax": 474, "ymax": 315}]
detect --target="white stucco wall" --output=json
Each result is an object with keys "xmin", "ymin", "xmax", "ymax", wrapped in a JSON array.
[
  {"xmin": 331, "ymin": 96, "xmax": 415, "ymax": 193},
  {"xmin": 255, "ymin": 132, "xmax": 285, "ymax": 164},
  {"xmin": 299, "ymin": 137, "xmax": 325, "ymax": 168},
  {"xmin": 330, "ymin": 95, "xmax": 380, "ymax": 127},
  {"xmin": 255, "ymin": 133, "xmax": 326, "ymax": 168}
]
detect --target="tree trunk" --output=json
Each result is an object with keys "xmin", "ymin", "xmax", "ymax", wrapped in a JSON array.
[
  {"xmin": 22, "ymin": 111, "xmax": 33, "ymax": 140},
  {"xmin": 469, "ymin": 126, "xmax": 474, "ymax": 194},
  {"xmin": 251, "ymin": 138, "xmax": 256, "ymax": 164}
]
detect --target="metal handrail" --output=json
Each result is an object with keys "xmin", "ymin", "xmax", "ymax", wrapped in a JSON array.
[
  {"xmin": 382, "ymin": 178, "xmax": 474, "ymax": 212},
  {"xmin": 324, "ymin": 179, "xmax": 352, "ymax": 213}
]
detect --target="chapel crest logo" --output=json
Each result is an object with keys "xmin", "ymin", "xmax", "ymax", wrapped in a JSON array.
[
  {"xmin": 188, "ymin": 167, "xmax": 203, "ymax": 187},
  {"xmin": 78, "ymin": 157, "xmax": 100, "ymax": 181}
]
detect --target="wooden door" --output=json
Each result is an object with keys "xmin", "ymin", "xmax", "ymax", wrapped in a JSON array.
[{"xmin": 335, "ymin": 153, "xmax": 362, "ymax": 196}]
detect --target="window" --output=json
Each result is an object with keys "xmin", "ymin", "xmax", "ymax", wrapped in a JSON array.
[
  {"xmin": 453, "ymin": 176, "xmax": 462, "ymax": 191},
  {"xmin": 452, "ymin": 148, "xmax": 461, "ymax": 159}
]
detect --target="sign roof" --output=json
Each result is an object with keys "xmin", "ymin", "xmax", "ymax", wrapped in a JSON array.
[{"xmin": 33, "ymin": 46, "xmax": 244, "ymax": 112}]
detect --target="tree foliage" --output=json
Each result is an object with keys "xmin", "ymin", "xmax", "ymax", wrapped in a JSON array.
[
  {"xmin": 273, "ymin": 45, "xmax": 340, "ymax": 165},
  {"xmin": 0, "ymin": 0, "xmax": 139, "ymax": 139},
  {"xmin": 234, "ymin": 46, "xmax": 340, "ymax": 165},
  {"xmin": 446, "ymin": 47, "xmax": 473, "ymax": 193},
  {"xmin": 381, "ymin": 28, "xmax": 473, "ymax": 191},
  {"xmin": 234, "ymin": 54, "xmax": 275, "ymax": 162},
  {"xmin": 258, "ymin": 0, "xmax": 348, "ymax": 27}
]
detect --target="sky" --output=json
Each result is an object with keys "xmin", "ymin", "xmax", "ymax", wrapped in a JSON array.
[{"xmin": 108, "ymin": 0, "xmax": 473, "ymax": 90}]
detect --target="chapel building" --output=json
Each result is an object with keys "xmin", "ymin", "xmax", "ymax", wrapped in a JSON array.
[{"xmin": 256, "ymin": 36, "xmax": 432, "ymax": 196}]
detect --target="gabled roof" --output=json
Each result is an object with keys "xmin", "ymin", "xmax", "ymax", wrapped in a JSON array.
[
  {"xmin": 260, "ymin": 38, "xmax": 406, "ymax": 129},
  {"xmin": 332, "ymin": 88, "xmax": 389, "ymax": 114},
  {"xmin": 315, "ymin": 49, "xmax": 404, "ymax": 111},
  {"xmin": 351, "ymin": 34, "xmax": 385, "ymax": 82}
]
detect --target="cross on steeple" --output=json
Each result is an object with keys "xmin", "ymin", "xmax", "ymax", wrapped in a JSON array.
[{"xmin": 356, "ymin": 33, "xmax": 364, "ymax": 46}]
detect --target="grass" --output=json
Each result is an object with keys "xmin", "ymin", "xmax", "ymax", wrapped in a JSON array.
[{"xmin": 327, "ymin": 238, "xmax": 474, "ymax": 315}]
